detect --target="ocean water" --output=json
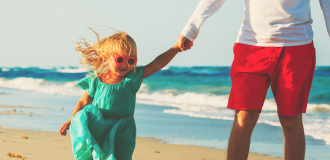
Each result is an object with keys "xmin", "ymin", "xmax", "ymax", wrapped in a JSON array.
[{"xmin": 0, "ymin": 66, "xmax": 329, "ymax": 159}]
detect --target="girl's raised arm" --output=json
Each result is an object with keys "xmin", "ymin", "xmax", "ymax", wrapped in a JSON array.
[{"xmin": 143, "ymin": 45, "xmax": 182, "ymax": 79}]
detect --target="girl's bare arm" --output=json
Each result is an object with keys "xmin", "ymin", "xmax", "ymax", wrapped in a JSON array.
[
  {"xmin": 68, "ymin": 91, "xmax": 93, "ymax": 122},
  {"xmin": 59, "ymin": 91, "xmax": 93, "ymax": 136},
  {"xmin": 143, "ymin": 45, "xmax": 182, "ymax": 79}
]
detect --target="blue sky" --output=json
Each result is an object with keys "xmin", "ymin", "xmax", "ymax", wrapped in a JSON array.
[{"xmin": 1, "ymin": 0, "xmax": 329, "ymax": 67}]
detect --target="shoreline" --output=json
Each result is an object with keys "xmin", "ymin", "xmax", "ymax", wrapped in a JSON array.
[{"xmin": 0, "ymin": 127, "xmax": 283, "ymax": 160}]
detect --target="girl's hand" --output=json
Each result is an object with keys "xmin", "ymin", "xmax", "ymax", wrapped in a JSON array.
[{"xmin": 59, "ymin": 121, "xmax": 71, "ymax": 136}]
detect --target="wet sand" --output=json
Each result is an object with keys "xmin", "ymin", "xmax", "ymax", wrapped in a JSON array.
[{"xmin": 0, "ymin": 127, "xmax": 283, "ymax": 160}]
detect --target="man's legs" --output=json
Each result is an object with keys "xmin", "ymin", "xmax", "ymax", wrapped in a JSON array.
[
  {"xmin": 227, "ymin": 42, "xmax": 315, "ymax": 159},
  {"xmin": 271, "ymin": 42, "xmax": 315, "ymax": 159},
  {"xmin": 227, "ymin": 43, "xmax": 272, "ymax": 160},
  {"xmin": 227, "ymin": 111, "xmax": 306, "ymax": 160},
  {"xmin": 227, "ymin": 110, "xmax": 260, "ymax": 160},
  {"xmin": 278, "ymin": 113, "xmax": 305, "ymax": 160}
]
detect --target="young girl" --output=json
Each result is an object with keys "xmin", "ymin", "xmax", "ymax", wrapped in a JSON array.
[{"xmin": 59, "ymin": 30, "xmax": 188, "ymax": 160}]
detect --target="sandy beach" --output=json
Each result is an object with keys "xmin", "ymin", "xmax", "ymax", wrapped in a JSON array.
[{"xmin": 0, "ymin": 127, "xmax": 283, "ymax": 160}]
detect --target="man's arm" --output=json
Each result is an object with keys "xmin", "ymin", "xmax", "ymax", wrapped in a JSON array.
[
  {"xmin": 320, "ymin": 0, "xmax": 330, "ymax": 37},
  {"xmin": 181, "ymin": 0, "xmax": 226, "ymax": 41}
]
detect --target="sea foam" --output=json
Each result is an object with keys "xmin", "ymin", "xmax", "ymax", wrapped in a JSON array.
[
  {"xmin": 0, "ymin": 77, "xmax": 84, "ymax": 96},
  {"xmin": 0, "ymin": 77, "xmax": 329, "ymax": 145}
]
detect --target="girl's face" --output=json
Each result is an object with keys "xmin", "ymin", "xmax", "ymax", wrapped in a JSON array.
[{"xmin": 108, "ymin": 54, "xmax": 136, "ymax": 77}]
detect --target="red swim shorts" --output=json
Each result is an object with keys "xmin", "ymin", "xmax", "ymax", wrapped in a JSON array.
[{"xmin": 227, "ymin": 42, "xmax": 316, "ymax": 116}]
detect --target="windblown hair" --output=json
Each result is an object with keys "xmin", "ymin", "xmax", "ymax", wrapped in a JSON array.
[{"xmin": 75, "ymin": 28, "xmax": 137, "ymax": 75}]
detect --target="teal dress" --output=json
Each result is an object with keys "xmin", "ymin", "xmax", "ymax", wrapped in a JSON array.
[{"xmin": 70, "ymin": 66, "xmax": 144, "ymax": 160}]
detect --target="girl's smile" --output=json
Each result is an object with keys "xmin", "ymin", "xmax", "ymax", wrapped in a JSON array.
[{"xmin": 118, "ymin": 68, "xmax": 128, "ymax": 72}]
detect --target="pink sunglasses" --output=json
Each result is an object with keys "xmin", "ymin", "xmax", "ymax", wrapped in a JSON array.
[{"xmin": 110, "ymin": 54, "xmax": 136, "ymax": 65}]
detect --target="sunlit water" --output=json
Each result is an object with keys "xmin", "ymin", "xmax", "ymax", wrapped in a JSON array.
[{"xmin": 0, "ymin": 66, "xmax": 329, "ymax": 159}]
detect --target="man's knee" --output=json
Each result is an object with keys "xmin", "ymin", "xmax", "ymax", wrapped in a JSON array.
[
  {"xmin": 234, "ymin": 110, "xmax": 260, "ymax": 130},
  {"xmin": 278, "ymin": 114, "xmax": 303, "ymax": 131}
]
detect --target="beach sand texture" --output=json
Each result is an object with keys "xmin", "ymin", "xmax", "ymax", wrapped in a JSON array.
[{"xmin": 0, "ymin": 127, "xmax": 283, "ymax": 160}]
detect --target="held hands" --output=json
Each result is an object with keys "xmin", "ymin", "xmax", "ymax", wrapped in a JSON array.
[
  {"xmin": 59, "ymin": 121, "xmax": 71, "ymax": 136},
  {"xmin": 176, "ymin": 34, "xmax": 193, "ymax": 51}
]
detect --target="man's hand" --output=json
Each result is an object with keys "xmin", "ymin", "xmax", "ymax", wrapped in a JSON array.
[{"xmin": 176, "ymin": 34, "xmax": 193, "ymax": 51}]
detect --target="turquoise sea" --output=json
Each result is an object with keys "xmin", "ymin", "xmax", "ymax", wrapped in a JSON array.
[{"xmin": 0, "ymin": 66, "xmax": 329, "ymax": 159}]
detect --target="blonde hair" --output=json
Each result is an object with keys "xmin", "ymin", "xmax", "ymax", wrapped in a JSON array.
[{"xmin": 75, "ymin": 28, "xmax": 137, "ymax": 75}]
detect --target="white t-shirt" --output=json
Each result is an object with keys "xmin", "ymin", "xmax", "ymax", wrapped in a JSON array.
[{"xmin": 181, "ymin": 0, "xmax": 330, "ymax": 47}]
